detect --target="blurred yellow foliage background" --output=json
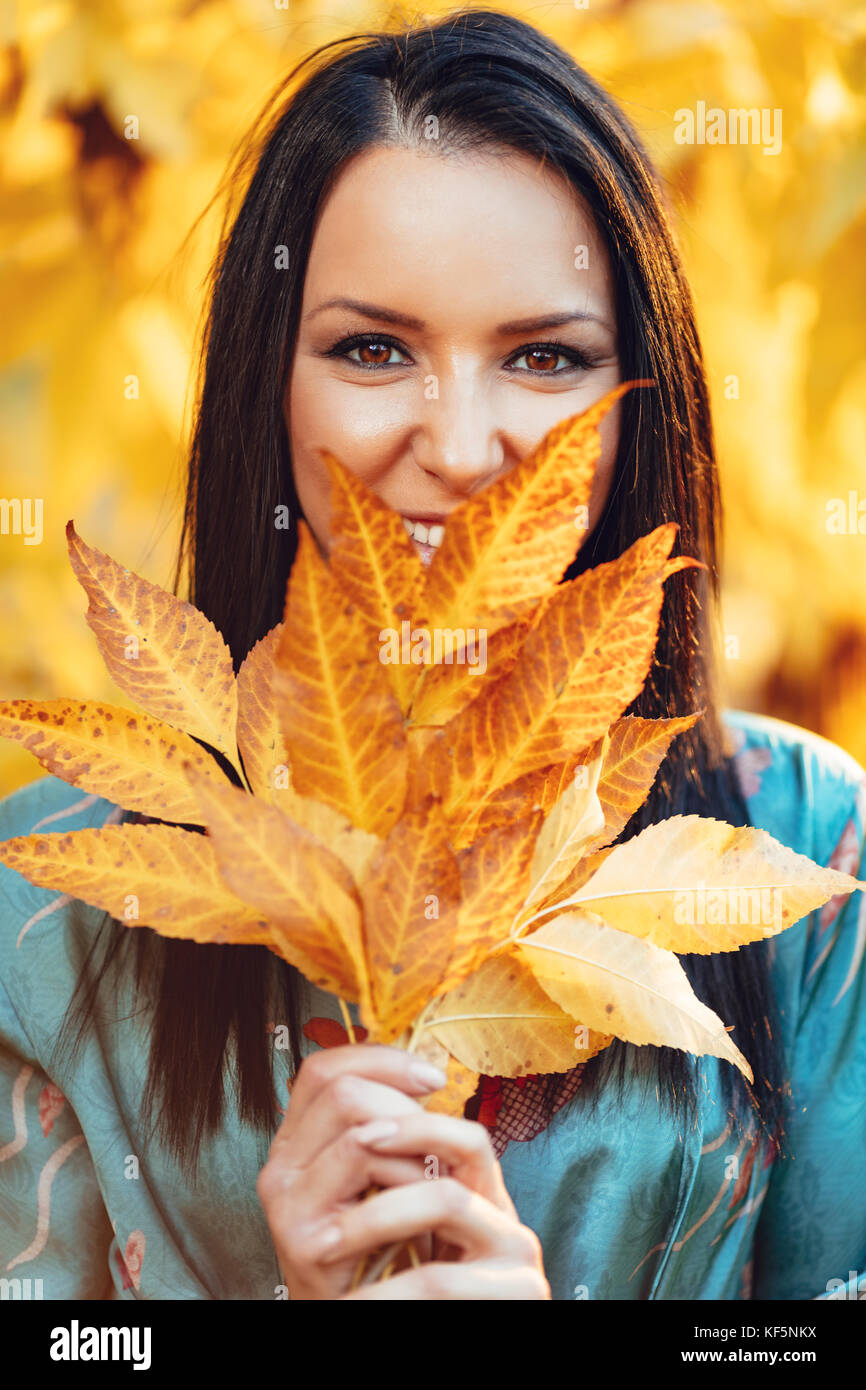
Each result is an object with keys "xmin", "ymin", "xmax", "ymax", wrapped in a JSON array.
[{"xmin": 1, "ymin": 0, "xmax": 864, "ymax": 793}]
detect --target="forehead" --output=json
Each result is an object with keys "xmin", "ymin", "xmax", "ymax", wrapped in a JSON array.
[{"xmin": 300, "ymin": 144, "xmax": 614, "ymax": 326}]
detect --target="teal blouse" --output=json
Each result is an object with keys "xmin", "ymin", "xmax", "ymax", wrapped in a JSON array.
[{"xmin": 0, "ymin": 708, "xmax": 864, "ymax": 1301}]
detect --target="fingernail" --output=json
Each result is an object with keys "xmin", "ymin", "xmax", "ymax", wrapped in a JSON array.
[
  {"xmin": 354, "ymin": 1119, "xmax": 398, "ymax": 1145},
  {"xmin": 409, "ymin": 1060, "xmax": 448, "ymax": 1090}
]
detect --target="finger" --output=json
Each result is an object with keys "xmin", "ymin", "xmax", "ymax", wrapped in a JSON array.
[
  {"xmin": 298, "ymin": 1120, "xmax": 453, "ymax": 1210},
  {"xmin": 341, "ymin": 1260, "xmax": 551, "ymax": 1300},
  {"xmin": 261, "ymin": 1149, "xmax": 429, "ymax": 1291},
  {"xmin": 279, "ymin": 1227, "xmax": 436, "ymax": 1301},
  {"xmin": 269, "ymin": 1073, "xmax": 427, "ymax": 1170},
  {"xmin": 259, "ymin": 1138, "xmax": 429, "ymax": 1223},
  {"xmin": 286, "ymin": 1044, "xmax": 447, "ymax": 1125},
  {"xmin": 305, "ymin": 1177, "xmax": 533, "ymax": 1266},
  {"xmin": 353, "ymin": 1112, "xmax": 513, "ymax": 1212}
]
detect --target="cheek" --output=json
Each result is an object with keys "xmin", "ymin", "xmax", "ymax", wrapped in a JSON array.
[
  {"xmin": 284, "ymin": 369, "xmax": 337, "ymax": 548},
  {"xmin": 285, "ymin": 364, "xmax": 396, "ymax": 546}
]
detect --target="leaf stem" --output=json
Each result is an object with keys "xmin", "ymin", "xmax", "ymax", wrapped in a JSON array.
[
  {"xmin": 347, "ymin": 1019, "xmax": 427, "ymax": 1286},
  {"xmin": 337, "ymin": 997, "xmax": 357, "ymax": 1044},
  {"xmin": 349, "ymin": 1251, "xmax": 370, "ymax": 1290},
  {"xmin": 405, "ymin": 1001, "xmax": 436, "ymax": 1052},
  {"xmin": 514, "ymin": 896, "xmax": 576, "ymax": 934},
  {"xmin": 359, "ymin": 1016, "xmax": 433, "ymax": 1283}
]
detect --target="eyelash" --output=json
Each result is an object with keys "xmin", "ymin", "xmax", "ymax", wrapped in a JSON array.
[{"xmin": 323, "ymin": 332, "xmax": 599, "ymax": 375}]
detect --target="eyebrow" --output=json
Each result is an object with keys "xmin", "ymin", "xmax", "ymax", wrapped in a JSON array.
[{"xmin": 304, "ymin": 297, "xmax": 611, "ymax": 334}]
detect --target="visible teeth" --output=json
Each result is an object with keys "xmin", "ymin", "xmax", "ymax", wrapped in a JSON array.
[{"xmin": 402, "ymin": 518, "xmax": 445, "ymax": 549}]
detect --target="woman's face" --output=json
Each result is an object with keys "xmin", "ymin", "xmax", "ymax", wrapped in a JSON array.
[{"xmin": 285, "ymin": 144, "xmax": 621, "ymax": 565}]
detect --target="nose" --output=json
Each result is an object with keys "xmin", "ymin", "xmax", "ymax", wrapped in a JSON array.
[{"xmin": 411, "ymin": 386, "xmax": 508, "ymax": 498}]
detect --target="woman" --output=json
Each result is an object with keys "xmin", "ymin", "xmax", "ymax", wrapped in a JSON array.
[{"xmin": 1, "ymin": 9, "xmax": 864, "ymax": 1301}]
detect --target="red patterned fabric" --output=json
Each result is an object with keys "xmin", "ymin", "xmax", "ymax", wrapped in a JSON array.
[{"xmin": 474, "ymin": 1068, "xmax": 588, "ymax": 1158}]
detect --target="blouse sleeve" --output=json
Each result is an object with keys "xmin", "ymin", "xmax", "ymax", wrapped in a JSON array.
[
  {"xmin": 751, "ymin": 769, "xmax": 866, "ymax": 1301},
  {"xmin": 0, "ymin": 976, "xmax": 116, "ymax": 1300},
  {"xmin": 0, "ymin": 776, "xmax": 117, "ymax": 1299}
]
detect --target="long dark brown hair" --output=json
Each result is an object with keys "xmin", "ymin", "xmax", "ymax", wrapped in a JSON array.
[{"xmin": 53, "ymin": 7, "xmax": 787, "ymax": 1176}]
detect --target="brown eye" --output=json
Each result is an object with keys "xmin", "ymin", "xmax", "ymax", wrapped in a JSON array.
[
  {"xmin": 507, "ymin": 342, "xmax": 595, "ymax": 375},
  {"xmin": 524, "ymin": 349, "xmax": 560, "ymax": 372},
  {"xmin": 352, "ymin": 341, "xmax": 395, "ymax": 365},
  {"xmin": 326, "ymin": 333, "xmax": 413, "ymax": 370}
]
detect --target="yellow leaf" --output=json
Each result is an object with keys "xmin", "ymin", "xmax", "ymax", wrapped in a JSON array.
[
  {"xmin": 422, "ymin": 525, "xmax": 696, "ymax": 842},
  {"xmin": 0, "ymin": 698, "xmax": 230, "ymax": 826},
  {"xmin": 412, "ymin": 1034, "xmax": 480, "ymax": 1118},
  {"xmin": 583, "ymin": 713, "xmax": 701, "ymax": 853},
  {"xmin": 427, "ymin": 1054, "xmax": 481, "ymax": 1117},
  {"xmin": 0, "ymin": 824, "xmax": 270, "ymax": 943},
  {"xmin": 423, "ymin": 381, "xmax": 647, "ymax": 633},
  {"xmin": 524, "ymin": 844, "xmax": 616, "ymax": 926},
  {"xmin": 322, "ymin": 450, "xmax": 425, "ymax": 712},
  {"xmin": 525, "ymin": 745, "xmax": 606, "ymax": 906},
  {"xmin": 554, "ymin": 815, "xmax": 866, "ymax": 952},
  {"xmin": 440, "ymin": 811, "xmax": 544, "ymax": 993},
  {"xmin": 517, "ymin": 910, "xmax": 753, "ymax": 1080},
  {"xmin": 66, "ymin": 522, "xmax": 240, "ymax": 772},
  {"xmin": 186, "ymin": 769, "xmax": 368, "ymax": 1004},
  {"xmin": 360, "ymin": 801, "xmax": 461, "ymax": 1042},
  {"xmin": 322, "ymin": 449, "xmax": 426, "ymax": 627},
  {"xmin": 424, "ymin": 951, "xmax": 612, "ymax": 1077},
  {"xmin": 456, "ymin": 753, "xmax": 586, "ymax": 843},
  {"xmin": 238, "ymin": 637, "xmax": 383, "ymax": 876},
  {"xmin": 236, "ymin": 623, "xmax": 288, "ymax": 802},
  {"xmin": 278, "ymin": 795, "xmax": 381, "ymax": 886},
  {"xmin": 407, "ymin": 614, "xmax": 534, "ymax": 726},
  {"xmin": 275, "ymin": 524, "xmax": 407, "ymax": 835}
]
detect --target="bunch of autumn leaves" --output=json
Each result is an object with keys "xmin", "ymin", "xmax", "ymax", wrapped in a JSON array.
[{"xmin": 0, "ymin": 384, "xmax": 862, "ymax": 1119}]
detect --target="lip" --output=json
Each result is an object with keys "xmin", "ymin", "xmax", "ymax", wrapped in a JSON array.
[{"xmin": 401, "ymin": 513, "xmax": 451, "ymax": 524}]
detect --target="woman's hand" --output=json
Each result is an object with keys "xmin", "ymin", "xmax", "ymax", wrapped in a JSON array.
[{"xmin": 256, "ymin": 1042, "xmax": 551, "ymax": 1300}]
